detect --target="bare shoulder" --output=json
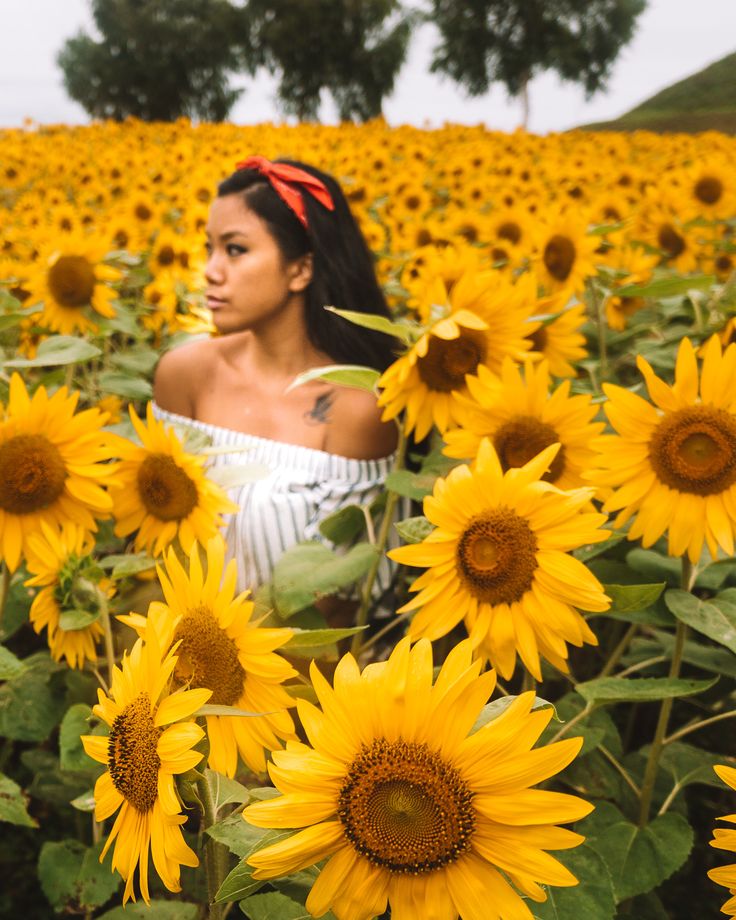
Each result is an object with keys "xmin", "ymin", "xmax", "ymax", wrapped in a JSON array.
[
  {"xmin": 324, "ymin": 386, "xmax": 398, "ymax": 460},
  {"xmin": 153, "ymin": 337, "xmax": 221, "ymax": 416}
]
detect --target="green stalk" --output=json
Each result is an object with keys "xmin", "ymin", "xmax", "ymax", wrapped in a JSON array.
[
  {"xmin": 0, "ymin": 563, "xmax": 9, "ymax": 633},
  {"xmin": 197, "ymin": 773, "xmax": 228, "ymax": 920},
  {"xmin": 351, "ymin": 425, "xmax": 407, "ymax": 659},
  {"xmin": 97, "ymin": 595, "xmax": 116, "ymax": 689},
  {"xmin": 637, "ymin": 556, "xmax": 691, "ymax": 826},
  {"xmin": 594, "ymin": 285, "xmax": 609, "ymax": 383}
]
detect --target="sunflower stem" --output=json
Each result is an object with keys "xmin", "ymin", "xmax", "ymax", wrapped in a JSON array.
[
  {"xmin": 599, "ymin": 623, "xmax": 638, "ymax": 677},
  {"xmin": 595, "ymin": 287, "xmax": 609, "ymax": 382},
  {"xmin": 0, "ymin": 563, "xmax": 9, "ymax": 632},
  {"xmin": 637, "ymin": 556, "xmax": 691, "ymax": 827},
  {"xmin": 664, "ymin": 708, "xmax": 736, "ymax": 746},
  {"xmin": 197, "ymin": 772, "xmax": 228, "ymax": 920},
  {"xmin": 98, "ymin": 595, "xmax": 116, "ymax": 689},
  {"xmin": 351, "ymin": 425, "xmax": 407, "ymax": 659}
]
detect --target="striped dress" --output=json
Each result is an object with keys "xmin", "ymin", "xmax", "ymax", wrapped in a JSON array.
[{"xmin": 152, "ymin": 404, "xmax": 403, "ymax": 601}]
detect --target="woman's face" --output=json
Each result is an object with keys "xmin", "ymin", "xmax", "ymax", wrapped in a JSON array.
[{"xmin": 204, "ymin": 194, "xmax": 311, "ymax": 334}]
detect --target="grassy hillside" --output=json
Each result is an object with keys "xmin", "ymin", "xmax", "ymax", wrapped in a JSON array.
[{"xmin": 579, "ymin": 51, "xmax": 736, "ymax": 133}]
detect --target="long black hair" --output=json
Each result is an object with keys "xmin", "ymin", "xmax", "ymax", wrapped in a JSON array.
[{"xmin": 217, "ymin": 160, "xmax": 399, "ymax": 372}]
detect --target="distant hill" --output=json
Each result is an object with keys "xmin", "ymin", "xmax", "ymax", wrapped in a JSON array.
[{"xmin": 578, "ymin": 51, "xmax": 736, "ymax": 134}]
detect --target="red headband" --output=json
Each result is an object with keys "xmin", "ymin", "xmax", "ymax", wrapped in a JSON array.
[{"xmin": 234, "ymin": 155, "xmax": 335, "ymax": 229}]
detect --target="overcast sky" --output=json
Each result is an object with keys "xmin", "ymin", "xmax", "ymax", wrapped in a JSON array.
[{"xmin": 2, "ymin": 0, "xmax": 734, "ymax": 133}]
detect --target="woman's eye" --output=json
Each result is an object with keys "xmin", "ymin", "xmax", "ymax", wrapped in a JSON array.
[{"xmin": 227, "ymin": 244, "xmax": 246, "ymax": 256}]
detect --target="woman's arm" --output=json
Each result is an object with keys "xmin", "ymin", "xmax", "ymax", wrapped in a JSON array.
[{"xmin": 323, "ymin": 387, "xmax": 398, "ymax": 460}]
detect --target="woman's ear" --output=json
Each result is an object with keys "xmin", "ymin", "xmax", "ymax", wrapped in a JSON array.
[{"xmin": 288, "ymin": 253, "xmax": 313, "ymax": 293}]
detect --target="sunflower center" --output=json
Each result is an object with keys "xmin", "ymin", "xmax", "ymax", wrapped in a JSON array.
[
  {"xmin": 135, "ymin": 203, "xmax": 153, "ymax": 221},
  {"xmin": 528, "ymin": 326, "xmax": 547, "ymax": 351},
  {"xmin": 543, "ymin": 235, "xmax": 576, "ymax": 282},
  {"xmin": 456, "ymin": 508, "xmax": 538, "ymax": 604},
  {"xmin": 47, "ymin": 255, "xmax": 96, "ymax": 308},
  {"xmin": 136, "ymin": 453, "xmax": 198, "ymax": 521},
  {"xmin": 497, "ymin": 221, "xmax": 521, "ymax": 244},
  {"xmin": 695, "ymin": 177, "xmax": 723, "ymax": 205},
  {"xmin": 173, "ymin": 605, "xmax": 246, "ymax": 706},
  {"xmin": 0, "ymin": 434, "xmax": 67, "ymax": 514},
  {"xmin": 338, "ymin": 739, "xmax": 474, "ymax": 874},
  {"xmin": 107, "ymin": 692, "xmax": 161, "ymax": 814},
  {"xmin": 157, "ymin": 245, "xmax": 176, "ymax": 267},
  {"xmin": 417, "ymin": 331, "xmax": 486, "ymax": 393},
  {"xmin": 493, "ymin": 416, "xmax": 565, "ymax": 482},
  {"xmin": 649, "ymin": 406, "xmax": 736, "ymax": 496},
  {"xmin": 658, "ymin": 224, "xmax": 685, "ymax": 259}
]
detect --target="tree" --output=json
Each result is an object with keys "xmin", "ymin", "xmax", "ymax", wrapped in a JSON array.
[
  {"xmin": 248, "ymin": 0, "xmax": 414, "ymax": 122},
  {"xmin": 428, "ymin": 0, "xmax": 647, "ymax": 127},
  {"xmin": 58, "ymin": 0, "xmax": 254, "ymax": 122}
]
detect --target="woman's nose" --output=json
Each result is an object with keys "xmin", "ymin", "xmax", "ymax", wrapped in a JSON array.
[{"xmin": 204, "ymin": 251, "xmax": 224, "ymax": 285}]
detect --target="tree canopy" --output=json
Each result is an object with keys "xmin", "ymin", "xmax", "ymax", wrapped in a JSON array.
[
  {"xmin": 247, "ymin": 0, "xmax": 414, "ymax": 121},
  {"xmin": 58, "ymin": 0, "xmax": 253, "ymax": 122},
  {"xmin": 428, "ymin": 0, "xmax": 647, "ymax": 123}
]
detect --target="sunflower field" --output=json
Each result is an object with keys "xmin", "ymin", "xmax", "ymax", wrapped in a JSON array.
[{"xmin": 1, "ymin": 119, "xmax": 736, "ymax": 920}]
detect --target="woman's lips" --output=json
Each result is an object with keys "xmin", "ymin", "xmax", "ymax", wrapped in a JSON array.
[{"xmin": 206, "ymin": 296, "xmax": 227, "ymax": 310}]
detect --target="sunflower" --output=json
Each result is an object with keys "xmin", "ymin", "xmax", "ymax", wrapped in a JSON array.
[
  {"xmin": 377, "ymin": 308, "xmax": 492, "ymax": 440},
  {"xmin": 119, "ymin": 537, "xmax": 296, "ymax": 777},
  {"xmin": 25, "ymin": 232, "xmax": 121, "ymax": 335},
  {"xmin": 0, "ymin": 374, "xmax": 115, "ymax": 571},
  {"xmin": 594, "ymin": 336, "xmax": 736, "ymax": 563},
  {"xmin": 445, "ymin": 358, "xmax": 604, "ymax": 491},
  {"xmin": 389, "ymin": 441, "xmax": 609, "ymax": 680},
  {"xmin": 533, "ymin": 209, "xmax": 599, "ymax": 296},
  {"xmin": 25, "ymin": 522, "xmax": 108, "ymax": 669},
  {"xmin": 243, "ymin": 636, "xmax": 592, "ymax": 920},
  {"xmin": 709, "ymin": 764, "xmax": 736, "ymax": 918},
  {"xmin": 603, "ymin": 246, "xmax": 660, "ymax": 332},
  {"xmin": 108, "ymin": 404, "xmax": 237, "ymax": 556},
  {"xmin": 81, "ymin": 633, "xmax": 211, "ymax": 904},
  {"xmin": 525, "ymin": 293, "xmax": 588, "ymax": 378}
]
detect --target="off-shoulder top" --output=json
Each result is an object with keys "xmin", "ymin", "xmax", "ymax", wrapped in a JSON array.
[{"xmin": 151, "ymin": 403, "xmax": 402, "ymax": 599}]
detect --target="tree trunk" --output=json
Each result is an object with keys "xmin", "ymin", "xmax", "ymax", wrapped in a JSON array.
[{"xmin": 520, "ymin": 70, "xmax": 530, "ymax": 130}]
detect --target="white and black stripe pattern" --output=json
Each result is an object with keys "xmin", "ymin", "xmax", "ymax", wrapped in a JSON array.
[{"xmin": 151, "ymin": 404, "xmax": 407, "ymax": 601}]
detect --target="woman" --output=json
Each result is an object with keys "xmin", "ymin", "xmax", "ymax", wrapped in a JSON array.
[{"xmin": 153, "ymin": 157, "xmax": 401, "ymax": 595}]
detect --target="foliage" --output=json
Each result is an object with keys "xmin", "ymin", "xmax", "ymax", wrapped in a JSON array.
[
  {"xmin": 57, "ymin": 0, "xmax": 254, "ymax": 121},
  {"xmin": 247, "ymin": 0, "xmax": 414, "ymax": 120},
  {"xmin": 428, "ymin": 0, "xmax": 646, "ymax": 122}
]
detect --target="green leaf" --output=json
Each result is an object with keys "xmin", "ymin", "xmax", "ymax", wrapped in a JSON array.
[
  {"xmin": 108, "ymin": 346, "xmax": 159, "ymax": 375},
  {"xmin": 395, "ymin": 515, "xmax": 434, "ymax": 544},
  {"xmin": 205, "ymin": 769, "xmax": 251, "ymax": 813},
  {"xmin": 287, "ymin": 363, "xmax": 380, "ymax": 393},
  {"xmin": 207, "ymin": 812, "xmax": 265, "ymax": 858},
  {"xmin": 533, "ymin": 843, "xmax": 616, "ymax": 919},
  {"xmin": 576, "ymin": 675, "xmax": 717, "ymax": 704},
  {"xmin": 626, "ymin": 549, "xmax": 681, "ymax": 586},
  {"xmin": 324, "ymin": 306, "xmax": 417, "ymax": 344},
  {"xmin": 38, "ymin": 839, "xmax": 121, "ymax": 910},
  {"xmin": 97, "ymin": 370, "xmax": 153, "ymax": 400},
  {"xmin": 615, "ymin": 273, "xmax": 715, "ymax": 298},
  {"xmin": 272, "ymin": 542, "xmax": 379, "ymax": 617},
  {"xmin": 208, "ymin": 463, "xmax": 272, "ymax": 489},
  {"xmin": 38, "ymin": 839, "xmax": 87, "ymax": 910},
  {"xmin": 77, "ymin": 840, "xmax": 123, "ymax": 909},
  {"xmin": 318, "ymin": 504, "xmax": 367, "ymax": 544},
  {"xmin": 0, "ymin": 644, "xmax": 25, "ymax": 680},
  {"xmin": 59, "ymin": 704, "xmax": 99, "ymax": 773},
  {"xmin": 664, "ymin": 589, "xmax": 736, "ymax": 653},
  {"xmin": 384, "ymin": 469, "xmax": 436, "ymax": 500},
  {"xmin": 542, "ymin": 692, "xmax": 622, "ymax": 758},
  {"xmin": 573, "ymin": 533, "xmax": 625, "ymax": 562},
  {"xmin": 651, "ymin": 629, "xmax": 736, "ymax": 678},
  {"xmin": 283, "ymin": 626, "xmax": 365, "ymax": 650},
  {"xmin": 58, "ymin": 607, "xmax": 101, "ymax": 630},
  {"xmin": 603, "ymin": 583, "xmax": 666, "ymax": 614},
  {"xmin": 472, "ymin": 695, "xmax": 558, "ymax": 732},
  {"xmin": 0, "ymin": 772, "xmax": 37, "ymax": 827},
  {"xmin": 98, "ymin": 900, "xmax": 199, "ymax": 919},
  {"xmin": 4, "ymin": 335, "xmax": 102, "ymax": 367},
  {"xmin": 99, "ymin": 551, "xmax": 157, "ymax": 577},
  {"xmin": 582, "ymin": 803, "xmax": 694, "ymax": 901},
  {"xmin": 659, "ymin": 742, "xmax": 724, "ymax": 792},
  {"xmin": 70, "ymin": 790, "xmax": 96, "ymax": 812},
  {"xmin": 239, "ymin": 891, "xmax": 311, "ymax": 920},
  {"xmin": 215, "ymin": 829, "xmax": 297, "ymax": 902},
  {"xmin": 0, "ymin": 652, "xmax": 67, "ymax": 741}
]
